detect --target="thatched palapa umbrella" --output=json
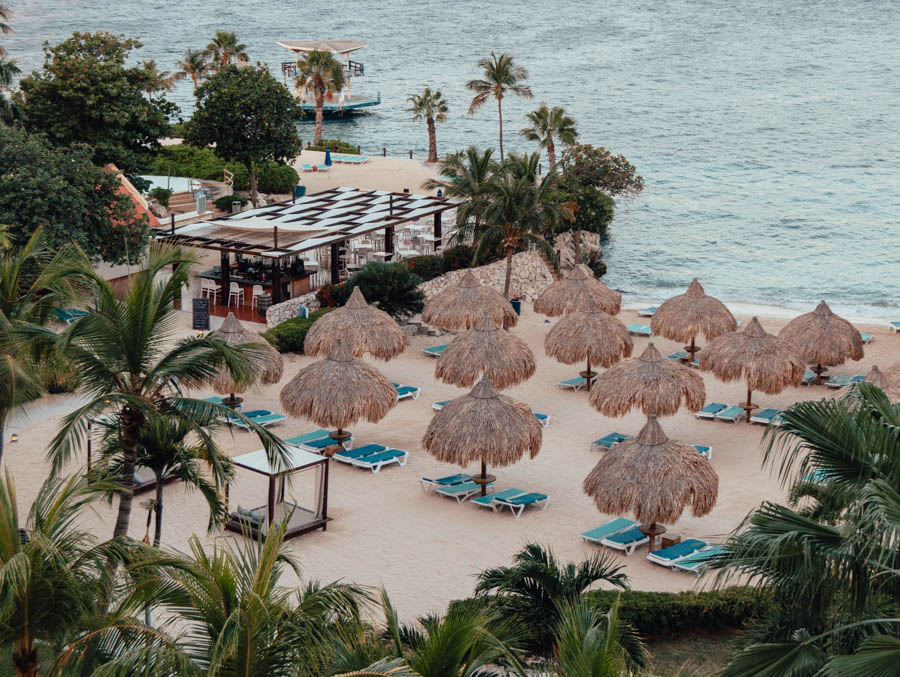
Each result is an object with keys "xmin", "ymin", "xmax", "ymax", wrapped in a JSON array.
[
  {"xmin": 699, "ymin": 317, "xmax": 804, "ymax": 421},
  {"xmin": 779, "ymin": 300, "xmax": 864, "ymax": 385},
  {"xmin": 840, "ymin": 365, "xmax": 898, "ymax": 402},
  {"xmin": 589, "ymin": 343, "xmax": 705, "ymax": 417},
  {"xmin": 545, "ymin": 295, "xmax": 633, "ymax": 391},
  {"xmin": 280, "ymin": 339, "xmax": 395, "ymax": 452},
  {"xmin": 534, "ymin": 264, "xmax": 622, "ymax": 316},
  {"xmin": 583, "ymin": 415, "xmax": 718, "ymax": 551},
  {"xmin": 422, "ymin": 270, "xmax": 518, "ymax": 331},
  {"xmin": 423, "ymin": 378, "xmax": 542, "ymax": 496},
  {"xmin": 209, "ymin": 312, "xmax": 284, "ymax": 408},
  {"xmin": 651, "ymin": 278, "xmax": 736, "ymax": 365},
  {"xmin": 305, "ymin": 287, "xmax": 407, "ymax": 360},
  {"xmin": 435, "ymin": 312, "xmax": 535, "ymax": 389}
]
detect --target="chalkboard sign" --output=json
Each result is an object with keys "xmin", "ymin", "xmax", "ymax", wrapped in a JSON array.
[{"xmin": 192, "ymin": 298, "xmax": 210, "ymax": 330}]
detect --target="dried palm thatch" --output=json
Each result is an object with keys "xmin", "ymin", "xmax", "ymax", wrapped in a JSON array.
[
  {"xmin": 533, "ymin": 264, "xmax": 621, "ymax": 316},
  {"xmin": 422, "ymin": 378, "xmax": 542, "ymax": 495},
  {"xmin": 589, "ymin": 343, "xmax": 705, "ymax": 417},
  {"xmin": 650, "ymin": 278, "xmax": 737, "ymax": 362},
  {"xmin": 280, "ymin": 339, "xmax": 395, "ymax": 438},
  {"xmin": 435, "ymin": 312, "xmax": 536, "ymax": 389},
  {"xmin": 422, "ymin": 270, "xmax": 518, "ymax": 330},
  {"xmin": 209, "ymin": 312, "xmax": 284, "ymax": 399},
  {"xmin": 305, "ymin": 287, "xmax": 407, "ymax": 360},
  {"xmin": 583, "ymin": 415, "xmax": 718, "ymax": 548},
  {"xmin": 779, "ymin": 300, "xmax": 864, "ymax": 384},
  {"xmin": 545, "ymin": 295, "xmax": 633, "ymax": 390}
]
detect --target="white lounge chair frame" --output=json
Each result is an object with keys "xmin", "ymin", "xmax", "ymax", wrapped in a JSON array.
[
  {"xmin": 492, "ymin": 494, "xmax": 550, "ymax": 518},
  {"xmin": 600, "ymin": 531, "xmax": 649, "ymax": 556},
  {"xmin": 350, "ymin": 450, "xmax": 408, "ymax": 474}
]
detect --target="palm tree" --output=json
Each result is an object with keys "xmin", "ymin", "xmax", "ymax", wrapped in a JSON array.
[
  {"xmin": 407, "ymin": 87, "xmax": 448, "ymax": 163},
  {"xmin": 295, "ymin": 49, "xmax": 345, "ymax": 146},
  {"xmin": 59, "ymin": 522, "xmax": 368, "ymax": 675},
  {"xmin": 460, "ymin": 154, "xmax": 573, "ymax": 297},
  {"xmin": 175, "ymin": 48, "xmax": 209, "ymax": 90},
  {"xmin": 423, "ymin": 146, "xmax": 496, "ymax": 238},
  {"xmin": 466, "ymin": 52, "xmax": 533, "ymax": 160},
  {"xmin": 0, "ymin": 55, "xmax": 20, "ymax": 123},
  {"xmin": 0, "ymin": 470, "xmax": 125, "ymax": 677},
  {"xmin": 138, "ymin": 59, "xmax": 184, "ymax": 100},
  {"xmin": 711, "ymin": 383, "xmax": 900, "ymax": 675},
  {"xmin": 0, "ymin": 3, "xmax": 11, "ymax": 56},
  {"xmin": 206, "ymin": 30, "xmax": 248, "ymax": 71},
  {"xmin": 475, "ymin": 542, "xmax": 629, "ymax": 655},
  {"xmin": 520, "ymin": 104, "xmax": 578, "ymax": 172},
  {"xmin": 48, "ymin": 243, "xmax": 288, "ymax": 541},
  {"xmin": 0, "ymin": 229, "xmax": 75, "ymax": 463}
]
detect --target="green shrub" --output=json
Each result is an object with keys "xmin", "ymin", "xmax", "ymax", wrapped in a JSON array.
[
  {"xmin": 440, "ymin": 244, "xmax": 476, "ymax": 272},
  {"xmin": 262, "ymin": 308, "xmax": 333, "ymax": 353},
  {"xmin": 316, "ymin": 282, "xmax": 352, "ymax": 308},
  {"xmin": 306, "ymin": 137, "xmax": 357, "ymax": 153},
  {"xmin": 256, "ymin": 163, "xmax": 299, "ymax": 194},
  {"xmin": 148, "ymin": 187, "xmax": 173, "ymax": 207},
  {"xmin": 36, "ymin": 354, "xmax": 81, "ymax": 394},
  {"xmin": 214, "ymin": 194, "xmax": 248, "ymax": 213},
  {"xmin": 169, "ymin": 120, "xmax": 192, "ymax": 138},
  {"xmin": 405, "ymin": 255, "xmax": 443, "ymax": 281},
  {"xmin": 349, "ymin": 262, "xmax": 424, "ymax": 319},
  {"xmin": 149, "ymin": 144, "xmax": 296, "ymax": 194}
]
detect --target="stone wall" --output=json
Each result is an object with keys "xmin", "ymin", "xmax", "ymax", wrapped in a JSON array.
[
  {"xmin": 419, "ymin": 251, "xmax": 555, "ymax": 301},
  {"xmin": 265, "ymin": 291, "xmax": 320, "ymax": 327}
]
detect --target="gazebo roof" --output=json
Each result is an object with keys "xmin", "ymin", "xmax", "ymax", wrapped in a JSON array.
[
  {"xmin": 157, "ymin": 187, "xmax": 458, "ymax": 259},
  {"xmin": 277, "ymin": 40, "xmax": 367, "ymax": 55},
  {"xmin": 232, "ymin": 445, "xmax": 326, "ymax": 477}
]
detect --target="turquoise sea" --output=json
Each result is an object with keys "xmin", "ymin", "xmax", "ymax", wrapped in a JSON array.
[{"xmin": 5, "ymin": 1, "xmax": 899, "ymax": 318}]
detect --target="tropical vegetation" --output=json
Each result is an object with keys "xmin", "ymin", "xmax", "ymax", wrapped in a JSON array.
[
  {"xmin": 0, "ymin": 55, "xmax": 19, "ymax": 123},
  {"xmin": 206, "ymin": 30, "xmax": 248, "ymax": 70},
  {"xmin": 317, "ymin": 262, "xmax": 425, "ymax": 319},
  {"xmin": 408, "ymin": 87, "xmax": 449, "ymax": 163},
  {"xmin": 175, "ymin": 47, "xmax": 210, "ymax": 89},
  {"xmin": 294, "ymin": 49, "xmax": 345, "ymax": 145},
  {"xmin": 520, "ymin": 103, "xmax": 578, "ymax": 171},
  {"xmin": 466, "ymin": 52, "xmax": 533, "ymax": 160}
]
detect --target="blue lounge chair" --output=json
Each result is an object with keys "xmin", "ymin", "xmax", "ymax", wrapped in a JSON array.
[
  {"xmin": 715, "ymin": 405, "xmax": 746, "ymax": 423},
  {"xmin": 750, "ymin": 408, "xmax": 783, "ymax": 425},
  {"xmin": 600, "ymin": 526, "xmax": 649, "ymax": 556},
  {"xmin": 826, "ymin": 374, "xmax": 865, "ymax": 389},
  {"xmin": 581, "ymin": 517, "xmax": 638, "ymax": 544},
  {"xmin": 801, "ymin": 370, "xmax": 819, "ymax": 386},
  {"xmin": 436, "ymin": 481, "xmax": 492, "ymax": 503},
  {"xmin": 860, "ymin": 332, "xmax": 874, "ymax": 344},
  {"xmin": 393, "ymin": 383, "xmax": 421, "ymax": 401},
  {"xmin": 471, "ymin": 487, "xmax": 526, "ymax": 509},
  {"xmin": 350, "ymin": 449, "xmax": 408, "ymax": 473},
  {"xmin": 638, "ymin": 307, "xmax": 657, "ymax": 317},
  {"xmin": 695, "ymin": 403, "xmax": 727, "ymax": 419},
  {"xmin": 203, "ymin": 396, "xmax": 242, "ymax": 410},
  {"xmin": 671, "ymin": 545, "xmax": 726, "ymax": 575},
  {"xmin": 432, "ymin": 401, "xmax": 449, "ymax": 411},
  {"xmin": 54, "ymin": 308, "xmax": 89, "ymax": 324},
  {"xmin": 803, "ymin": 468, "xmax": 831, "ymax": 484},
  {"xmin": 420, "ymin": 473, "xmax": 472, "ymax": 492},
  {"xmin": 647, "ymin": 538, "xmax": 708, "ymax": 567},
  {"xmin": 592, "ymin": 432, "xmax": 631, "ymax": 451},
  {"xmin": 229, "ymin": 410, "xmax": 286, "ymax": 430},
  {"xmin": 626, "ymin": 324, "xmax": 653, "ymax": 337},
  {"xmin": 534, "ymin": 413, "xmax": 551, "ymax": 427},
  {"xmin": 333, "ymin": 443, "xmax": 387, "ymax": 464},
  {"xmin": 300, "ymin": 435, "xmax": 353, "ymax": 452},
  {"xmin": 492, "ymin": 492, "xmax": 550, "ymax": 518},
  {"xmin": 316, "ymin": 164, "xmax": 330, "ymax": 172},
  {"xmin": 285, "ymin": 429, "xmax": 332, "ymax": 446},
  {"xmin": 300, "ymin": 164, "xmax": 314, "ymax": 172},
  {"xmin": 422, "ymin": 344, "xmax": 447, "ymax": 358},
  {"xmin": 891, "ymin": 321, "xmax": 900, "ymax": 334},
  {"xmin": 693, "ymin": 445, "xmax": 713, "ymax": 460},
  {"xmin": 667, "ymin": 351, "xmax": 689, "ymax": 361},
  {"xmin": 557, "ymin": 375, "xmax": 596, "ymax": 391}
]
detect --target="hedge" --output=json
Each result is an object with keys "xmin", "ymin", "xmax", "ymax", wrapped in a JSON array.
[
  {"xmin": 306, "ymin": 137, "xmax": 358, "ymax": 154},
  {"xmin": 214, "ymin": 194, "xmax": 248, "ymax": 213},
  {"xmin": 261, "ymin": 308, "xmax": 333, "ymax": 353},
  {"xmin": 149, "ymin": 144, "xmax": 298, "ymax": 194}
]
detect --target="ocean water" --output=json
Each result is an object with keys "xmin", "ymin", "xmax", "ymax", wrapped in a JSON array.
[{"xmin": 5, "ymin": 1, "xmax": 899, "ymax": 319}]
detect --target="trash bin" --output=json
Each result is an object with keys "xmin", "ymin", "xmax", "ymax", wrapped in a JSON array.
[
  {"xmin": 509, "ymin": 298, "xmax": 522, "ymax": 315},
  {"xmin": 294, "ymin": 185, "xmax": 306, "ymax": 199}
]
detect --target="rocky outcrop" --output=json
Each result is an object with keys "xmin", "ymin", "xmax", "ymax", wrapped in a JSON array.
[{"xmin": 552, "ymin": 231, "xmax": 604, "ymax": 271}]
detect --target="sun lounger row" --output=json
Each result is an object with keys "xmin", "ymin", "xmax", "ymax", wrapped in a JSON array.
[
  {"xmin": 330, "ymin": 154, "xmax": 369, "ymax": 164},
  {"xmin": 420, "ymin": 474, "xmax": 549, "ymax": 517},
  {"xmin": 695, "ymin": 402, "xmax": 745, "ymax": 423},
  {"xmin": 556, "ymin": 375, "xmax": 597, "ymax": 391},
  {"xmin": 393, "ymin": 382, "xmax": 421, "ymax": 401},
  {"xmin": 592, "ymin": 432, "xmax": 712, "ymax": 459},
  {"xmin": 825, "ymin": 374, "xmax": 865, "ymax": 389},
  {"xmin": 300, "ymin": 163, "xmax": 330, "ymax": 172},
  {"xmin": 431, "ymin": 402, "xmax": 550, "ymax": 427},
  {"xmin": 626, "ymin": 324, "xmax": 653, "ymax": 337}
]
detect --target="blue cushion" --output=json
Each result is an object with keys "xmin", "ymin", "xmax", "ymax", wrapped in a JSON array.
[{"xmin": 606, "ymin": 527, "xmax": 646, "ymax": 545}]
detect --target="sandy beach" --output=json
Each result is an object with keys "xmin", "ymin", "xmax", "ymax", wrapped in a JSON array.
[{"xmin": 6, "ymin": 304, "xmax": 897, "ymax": 621}]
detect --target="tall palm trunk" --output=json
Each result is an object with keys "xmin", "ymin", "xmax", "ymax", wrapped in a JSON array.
[
  {"xmin": 113, "ymin": 408, "xmax": 142, "ymax": 540},
  {"xmin": 0, "ymin": 416, "xmax": 5, "ymax": 466},
  {"xmin": 12, "ymin": 639, "xmax": 39, "ymax": 677},
  {"xmin": 503, "ymin": 244, "xmax": 514, "ymax": 299},
  {"xmin": 497, "ymin": 98, "xmax": 504, "ymax": 160},
  {"xmin": 546, "ymin": 135, "xmax": 556, "ymax": 172},
  {"xmin": 153, "ymin": 482, "xmax": 164, "ymax": 548},
  {"xmin": 190, "ymin": 72, "xmax": 198, "ymax": 90},
  {"xmin": 315, "ymin": 90, "xmax": 325, "ymax": 145},
  {"xmin": 245, "ymin": 161, "xmax": 259, "ymax": 207},
  {"xmin": 426, "ymin": 117, "xmax": 437, "ymax": 163}
]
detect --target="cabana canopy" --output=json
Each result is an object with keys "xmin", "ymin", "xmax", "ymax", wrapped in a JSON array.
[
  {"xmin": 533, "ymin": 264, "xmax": 622, "ymax": 316},
  {"xmin": 277, "ymin": 40, "xmax": 367, "ymax": 55},
  {"xmin": 651, "ymin": 278, "xmax": 736, "ymax": 364},
  {"xmin": 778, "ymin": 300, "xmax": 864, "ymax": 385}
]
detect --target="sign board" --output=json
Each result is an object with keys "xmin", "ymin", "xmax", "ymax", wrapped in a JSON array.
[{"xmin": 192, "ymin": 298, "xmax": 210, "ymax": 330}]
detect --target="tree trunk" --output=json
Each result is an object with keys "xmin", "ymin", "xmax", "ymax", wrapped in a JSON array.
[
  {"xmin": 246, "ymin": 162, "xmax": 259, "ymax": 208},
  {"xmin": 503, "ymin": 245, "xmax": 513, "ymax": 298},
  {"xmin": 497, "ymin": 98, "xmax": 504, "ymax": 160},
  {"xmin": 12, "ymin": 640, "xmax": 39, "ymax": 677},
  {"xmin": 426, "ymin": 117, "xmax": 437, "ymax": 163},
  {"xmin": 573, "ymin": 226, "xmax": 582, "ymax": 263},
  {"xmin": 153, "ymin": 482, "xmax": 164, "ymax": 548},
  {"xmin": 112, "ymin": 408, "xmax": 142, "ymax": 540},
  {"xmin": 547, "ymin": 136, "xmax": 556, "ymax": 172},
  {"xmin": 0, "ymin": 418, "xmax": 5, "ymax": 467},
  {"xmin": 191, "ymin": 73, "xmax": 198, "ymax": 90},
  {"xmin": 315, "ymin": 91, "xmax": 325, "ymax": 145}
]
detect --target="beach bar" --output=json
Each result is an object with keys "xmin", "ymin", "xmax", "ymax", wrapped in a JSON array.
[
  {"xmin": 225, "ymin": 445, "xmax": 331, "ymax": 540},
  {"xmin": 158, "ymin": 187, "xmax": 457, "ymax": 319}
]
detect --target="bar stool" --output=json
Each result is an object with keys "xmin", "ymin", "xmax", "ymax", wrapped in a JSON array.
[
  {"xmin": 228, "ymin": 282, "xmax": 244, "ymax": 307},
  {"xmin": 201, "ymin": 278, "xmax": 221, "ymax": 304},
  {"xmin": 250, "ymin": 284, "xmax": 265, "ymax": 309}
]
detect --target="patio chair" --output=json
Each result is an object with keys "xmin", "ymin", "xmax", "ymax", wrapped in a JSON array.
[
  {"xmin": 581, "ymin": 517, "xmax": 638, "ymax": 545},
  {"xmin": 492, "ymin": 492, "xmax": 550, "ymax": 518},
  {"xmin": 692, "ymin": 445, "xmax": 713, "ymax": 460},
  {"xmin": 199, "ymin": 279, "xmax": 221, "ymax": 304},
  {"xmin": 715, "ymin": 405, "xmax": 746, "ymax": 423},
  {"xmin": 647, "ymin": 538, "xmax": 708, "ymax": 567},
  {"xmin": 825, "ymin": 374, "xmax": 865, "ymax": 389},
  {"xmin": 471, "ymin": 488, "xmax": 526, "ymax": 509},
  {"xmin": 638, "ymin": 307, "xmax": 657, "ymax": 317},
  {"xmin": 592, "ymin": 432, "xmax": 631, "ymax": 451},
  {"xmin": 422, "ymin": 344, "xmax": 447, "ymax": 358},
  {"xmin": 228, "ymin": 282, "xmax": 244, "ymax": 307},
  {"xmin": 671, "ymin": 545, "xmax": 726, "ymax": 576},
  {"xmin": 436, "ymin": 481, "xmax": 492, "ymax": 503},
  {"xmin": 556, "ymin": 375, "xmax": 596, "ymax": 391},
  {"xmin": 393, "ymin": 383, "xmax": 421, "ymax": 401},
  {"xmin": 750, "ymin": 408, "xmax": 784, "ymax": 425},
  {"xmin": 695, "ymin": 402, "xmax": 727, "ymax": 419},
  {"xmin": 600, "ymin": 526, "xmax": 649, "ymax": 556},
  {"xmin": 350, "ymin": 449, "xmax": 408, "ymax": 473},
  {"xmin": 420, "ymin": 473, "xmax": 472, "ymax": 492},
  {"xmin": 626, "ymin": 324, "xmax": 653, "ymax": 337},
  {"xmin": 333, "ymin": 443, "xmax": 387, "ymax": 464}
]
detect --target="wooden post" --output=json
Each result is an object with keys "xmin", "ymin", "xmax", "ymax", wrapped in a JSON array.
[
  {"xmin": 330, "ymin": 242, "xmax": 340, "ymax": 284},
  {"xmin": 267, "ymin": 475, "xmax": 276, "ymax": 532},
  {"xmin": 321, "ymin": 458, "xmax": 329, "ymax": 530},
  {"xmin": 409, "ymin": 150, "xmax": 413, "ymax": 159},
  {"xmin": 86, "ymin": 420, "xmax": 92, "ymax": 473},
  {"xmin": 172, "ymin": 212, "xmax": 181, "ymax": 309},
  {"xmin": 220, "ymin": 250, "xmax": 230, "ymax": 309},
  {"xmin": 357, "ymin": 145, "xmax": 360, "ymax": 155},
  {"xmin": 433, "ymin": 211, "xmax": 442, "ymax": 251},
  {"xmin": 272, "ymin": 227, "xmax": 282, "ymax": 304},
  {"xmin": 382, "ymin": 148, "xmax": 386, "ymax": 157}
]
